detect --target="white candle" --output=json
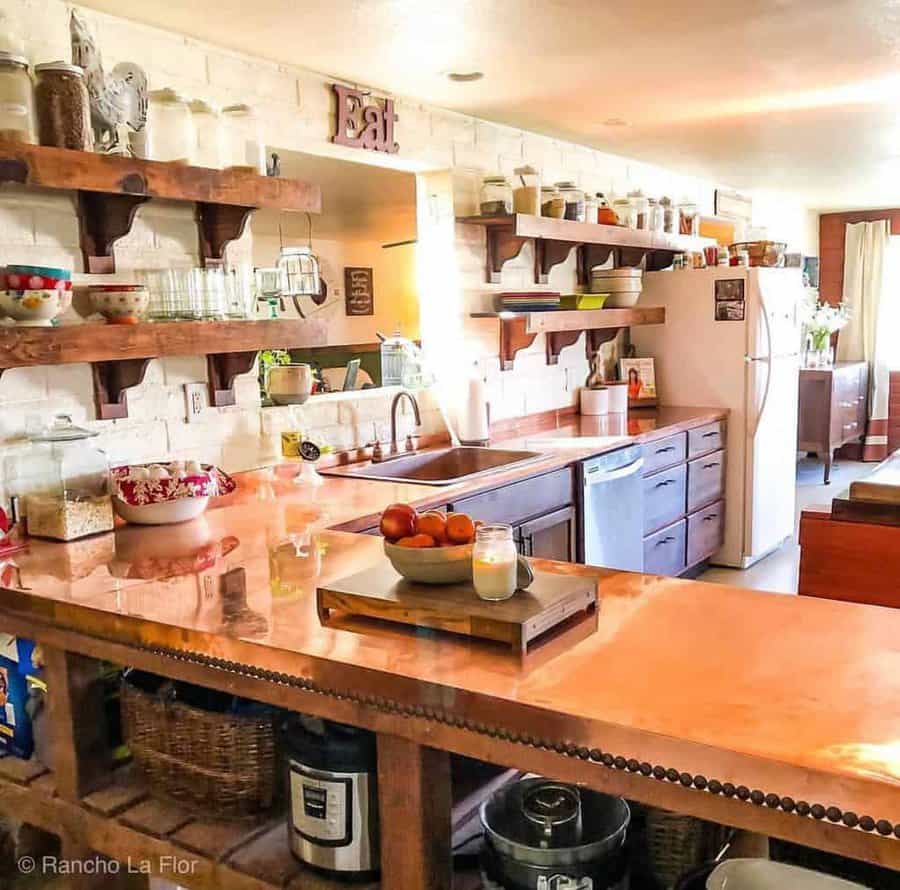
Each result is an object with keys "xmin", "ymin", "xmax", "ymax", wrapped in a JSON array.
[{"xmin": 473, "ymin": 555, "xmax": 518, "ymax": 601}]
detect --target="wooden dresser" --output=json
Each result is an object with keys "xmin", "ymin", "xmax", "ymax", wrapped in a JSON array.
[{"xmin": 798, "ymin": 361, "xmax": 868, "ymax": 483}]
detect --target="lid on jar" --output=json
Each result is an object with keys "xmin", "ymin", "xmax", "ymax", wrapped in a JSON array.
[
  {"xmin": 34, "ymin": 61, "xmax": 84, "ymax": 76},
  {"xmin": 149, "ymin": 88, "xmax": 189, "ymax": 104},
  {"xmin": 482, "ymin": 174, "xmax": 508, "ymax": 184},
  {"xmin": 189, "ymin": 99, "xmax": 219, "ymax": 115},
  {"xmin": 660, "ymin": 196, "xmax": 672, "ymax": 206},
  {"xmin": 0, "ymin": 51, "xmax": 28, "ymax": 68},
  {"xmin": 540, "ymin": 186, "xmax": 558, "ymax": 193},
  {"xmin": 30, "ymin": 414, "xmax": 99, "ymax": 443},
  {"xmin": 223, "ymin": 103, "xmax": 255, "ymax": 116},
  {"xmin": 554, "ymin": 180, "xmax": 578, "ymax": 189},
  {"xmin": 513, "ymin": 165, "xmax": 538, "ymax": 176}
]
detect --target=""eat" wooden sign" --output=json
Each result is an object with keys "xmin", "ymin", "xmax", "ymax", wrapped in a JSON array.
[{"xmin": 332, "ymin": 84, "xmax": 399, "ymax": 154}]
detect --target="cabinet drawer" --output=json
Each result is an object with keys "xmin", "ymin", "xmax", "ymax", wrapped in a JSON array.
[
  {"xmin": 644, "ymin": 519, "xmax": 687, "ymax": 577},
  {"xmin": 451, "ymin": 467, "xmax": 573, "ymax": 526},
  {"xmin": 687, "ymin": 500, "xmax": 725, "ymax": 567},
  {"xmin": 643, "ymin": 463, "xmax": 687, "ymax": 535},
  {"xmin": 688, "ymin": 421, "xmax": 725, "ymax": 458},
  {"xmin": 687, "ymin": 450, "xmax": 726, "ymax": 512},
  {"xmin": 642, "ymin": 433, "xmax": 687, "ymax": 476}
]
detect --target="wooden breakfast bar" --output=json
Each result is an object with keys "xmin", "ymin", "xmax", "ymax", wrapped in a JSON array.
[{"xmin": 1, "ymin": 468, "xmax": 900, "ymax": 889}]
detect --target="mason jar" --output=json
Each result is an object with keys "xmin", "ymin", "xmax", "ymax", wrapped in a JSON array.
[
  {"xmin": 189, "ymin": 99, "xmax": 223, "ymax": 169},
  {"xmin": 0, "ymin": 52, "xmax": 35, "ymax": 144},
  {"xmin": 480, "ymin": 175, "xmax": 512, "ymax": 216},
  {"xmin": 222, "ymin": 104, "xmax": 265, "ymax": 174},
  {"xmin": 472, "ymin": 524, "xmax": 518, "ymax": 602},
  {"xmin": 34, "ymin": 62, "xmax": 92, "ymax": 150},
  {"xmin": 146, "ymin": 89, "xmax": 195, "ymax": 163}
]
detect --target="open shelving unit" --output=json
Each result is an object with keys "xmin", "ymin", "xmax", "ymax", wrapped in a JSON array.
[{"xmin": 471, "ymin": 306, "xmax": 666, "ymax": 369}]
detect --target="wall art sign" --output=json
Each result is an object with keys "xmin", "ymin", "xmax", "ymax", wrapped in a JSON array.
[
  {"xmin": 344, "ymin": 267, "xmax": 374, "ymax": 316},
  {"xmin": 332, "ymin": 84, "xmax": 399, "ymax": 154},
  {"xmin": 714, "ymin": 278, "xmax": 745, "ymax": 321}
]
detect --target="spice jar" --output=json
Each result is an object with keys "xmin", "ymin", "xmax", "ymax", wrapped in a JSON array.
[
  {"xmin": 611, "ymin": 197, "xmax": 634, "ymax": 228},
  {"xmin": 10, "ymin": 415, "xmax": 114, "ymax": 542},
  {"xmin": 660, "ymin": 196, "xmax": 676, "ymax": 234},
  {"xmin": 584, "ymin": 193, "xmax": 599, "ymax": 224},
  {"xmin": 0, "ymin": 52, "xmax": 35, "ymax": 144},
  {"xmin": 189, "ymin": 99, "xmax": 223, "ymax": 169},
  {"xmin": 555, "ymin": 181, "xmax": 585, "ymax": 222},
  {"xmin": 647, "ymin": 197, "xmax": 664, "ymax": 233},
  {"xmin": 512, "ymin": 165, "xmax": 540, "ymax": 215},
  {"xmin": 472, "ymin": 524, "xmax": 518, "ymax": 602},
  {"xmin": 147, "ymin": 89, "xmax": 195, "ymax": 164},
  {"xmin": 678, "ymin": 200, "xmax": 699, "ymax": 236},
  {"xmin": 628, "ymin": 191, "xmax": 649, "ymax": 230},
  {"xmin": 222, "ymin": 104, "xmax": 265, "ymax": 174},
  {"xmin": 480, "ymin": 175, "xmax": 512, "ymax": 216},
  {"xmin": 34, "ymin": 62, "xmax": 92, "ymax": 151},
  {"xmin": 540, "ymin": 186, "xmax": 565, "ymax": 218}
]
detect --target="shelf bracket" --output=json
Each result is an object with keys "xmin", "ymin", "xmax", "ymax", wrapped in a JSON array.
[
  {"xmin": 77, "ymin": 191, "xmax": 150, "ymax": 274},
  {"xmin": 615, "ymin": 247, "xmax": 648, "ymax": 268},
  {"xmin": 576, "ymin": 244, "xmax": 614, "ymax": 286},
  {"xmin": 645, "ymin": 250, "xmax": 676, "ymax": 272},
  {"xmin": 499, "ymin": 317, "xmax": 538, "ymax": 371},
  {"xmin": 91, "ymin": 358, "xmax": 152, "ymax": 420},
  {"xmin": 534, "ymin": 239, "xmax": 579, "ymax": 284},
  {"xmin": 207, "ymin": 350, "xmax": 258, "ymax": 407},
  {"xmin": 585, "ymin": 327, "xmax": 623, "ymax": 360},
  {"xmin": 546, "ymin": 329, "xmax": 583, "ymax": 365},
  {"xmin": 197, "ymin": 203, "xmax": 256, "ymax": 267},
  {"xmin": 486, "ymin": 225, "xmax": 528, "ymax": 284},
  {"xmin": 0, "ymin": 158, "xmax": 28, "ymax": 186}
]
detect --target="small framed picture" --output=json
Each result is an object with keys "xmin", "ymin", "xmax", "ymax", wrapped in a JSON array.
[
  {"xmin": 714, "ymin": 278, "xmax": 745, "ymax": 321},
  {"xmin": 619, "ymin": 357, "xmax": 657, "ymax": 406}
]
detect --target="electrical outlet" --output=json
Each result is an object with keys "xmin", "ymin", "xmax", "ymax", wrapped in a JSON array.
[{"xmin": 184, "ymin": 382, "xmax": 209, "ymax": 423}]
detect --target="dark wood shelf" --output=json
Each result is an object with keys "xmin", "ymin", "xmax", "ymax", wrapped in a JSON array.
[
  {"xmin": 0, "ymin": 319, "xmax": 327, "ymax": 418},
  {"xmin": 0, "ymin": 141, "xmax": 321, "ymax": 272},
  {"xmin": 471, "ymin": 307, "xmax": 665, "ymax": 369},
  {"xmin": 457, "ymin": 213, "xmax": 714, "ymax": 283}
]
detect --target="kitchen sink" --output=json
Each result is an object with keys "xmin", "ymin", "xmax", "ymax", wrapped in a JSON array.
[{"xmin": 319, "ymin": 447, "xmax": 544, "ymax": 486}]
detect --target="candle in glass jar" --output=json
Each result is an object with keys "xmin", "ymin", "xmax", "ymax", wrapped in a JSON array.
[{"xmin": 472, "ymin": 524, "xmax": 518, "ymax": 602}]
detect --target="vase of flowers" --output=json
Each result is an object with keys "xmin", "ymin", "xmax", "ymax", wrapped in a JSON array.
[{"xmin": 799, "ymin": 293, "xmax": 851, "ymax": 367}]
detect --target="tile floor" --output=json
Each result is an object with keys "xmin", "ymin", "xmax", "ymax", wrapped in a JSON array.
[{"xmin": 698, "ymin": 455, "xmax": 872, "ymax": 594}]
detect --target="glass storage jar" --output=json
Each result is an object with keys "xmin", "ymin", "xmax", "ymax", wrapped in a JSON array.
[
  {"xmin": 540, "ymin": 186, "xmax": 565, "ymax": 218},
  {"xmin": 647, "ymin": 197, "xmax": 664, "ymax": 233},
  {"xmin": 222, "ymin": 104, "xmax": 265, "ymax": 174},
  {"xmin": 480, "ymin": 175, "xmax": 512, "ymax": 216},
  {"xmin": 678, "ymin": 200, "xmax": 699, "ymax": 236},
  {"xmin": 0, "ymin": 52, "xmax": 35, "ymax": 144},
  {"xmin": 555, "ymin": 181, "xmax": 585, "ymax": 222},
  {"xmin": 189, "ymin": 99, "xmax": 223, "ymax": 169},
  {"xmin": 146, "ymin": 89, "xmax": 195, "ymax": 164},
  {"xmin": 512, "ymin": 165, "xmax": 540, "ymax": 215},
  {"xmin": 34, "ymin": 62, "xmax": 92, "ymax": 151},
  {"xmin": 611, "ymin": 197, "xmax": 634, "ymax": 228},
  {"xmin": 584, "ymin": 193, "xmax": 599, "ymax": 224},
  {"xmin": 472, "ymin": 524, "xmax": 518, "ymax": 602},
  {"xmin": 10, "ymin": 415, "xmax": 114, "ymax": 542},
  {"xmin": 628, "ymin": 191, "xmax": 649, "ymax": 230},
  {"xmin": 660, "ymin": 196, "xmax": 676, "ymax": 234}
]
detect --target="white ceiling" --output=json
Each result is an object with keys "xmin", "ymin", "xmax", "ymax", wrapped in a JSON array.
[{"xmin": 80, "ymin": 0, "xmax": 900, "ymax": 211}]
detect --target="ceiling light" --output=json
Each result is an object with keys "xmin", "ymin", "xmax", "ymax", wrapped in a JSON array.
[
  {"xmin": 603, "ymin": 117, "xmax": 629, "ymax": 127},
  {"xmin": 447, "ymin": 71, "xmax": 484, "ymax": 83}
]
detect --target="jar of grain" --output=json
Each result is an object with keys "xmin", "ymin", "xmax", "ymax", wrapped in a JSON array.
[
  {"xmin": 222, "ymin": 104, "xmax": 265, "ymax": 174},
  {"xmin": 628, "ymin": 190, "xmax": 649, "ymax": 230},
  {"xmin": 189, "ymin": 99, "xmax": 223, "ymax": 169},
  {"xmin": 480, "ymin": 175, "xmax": 512, "ymax": 216},
  {"xmin": 0, "ymin": 52, "xmax": 35, "ymax": 144},
  {"xmin": 34, "ymin": 62, "xmax": 93, "ymax": 151},
  {"xmin": 512, "ymin": 165, "xmax": 540, "ymax": 215},
  {"xmin": 540, "ymin": 186, "xmax": 565, "ymax": 218},
  {"xmin": 147, "ymin": 89, "xmax": 195, "ymax": 164},
  {"xmin": 555, "ymin": 181, "xmax": 585, "ymax": 222},
  {"xmin": 611, "ymin": 197, "xmax": 634, "ymax": 228},
  {"xmin": 13, "ymin": 415, "xmax": 113, "ymax": 542}
]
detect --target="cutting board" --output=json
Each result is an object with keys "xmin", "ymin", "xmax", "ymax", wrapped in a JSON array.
[
  {"xmin": 317, "ymin": 561, "xmax": 597, "ymax": 653},
  {"xmin": 849, "ymin": 451, "xmax": 900, "ymax": 504}
]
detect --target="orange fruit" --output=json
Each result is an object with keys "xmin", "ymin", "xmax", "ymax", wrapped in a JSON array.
[
  {"xmin": 415, "ymin": 511, "xmax": 447, "ymax": 543},
  {"xmin": 446, "ymin": 513, "xmax": 476, "ymax": 544},
  {"xmin": 396, "ymin": 533, "xmax": 436, "ymax": 548}
]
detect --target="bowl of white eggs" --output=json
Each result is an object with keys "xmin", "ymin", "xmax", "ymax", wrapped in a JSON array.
[{"xmin": 110, "ymin": 461, "xmax": 237, "ymax": 525}]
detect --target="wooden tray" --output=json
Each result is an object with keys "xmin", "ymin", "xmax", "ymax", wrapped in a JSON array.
[{"xmin": 317, "ymin": 561, "xmax": 597, "ymax": 653}]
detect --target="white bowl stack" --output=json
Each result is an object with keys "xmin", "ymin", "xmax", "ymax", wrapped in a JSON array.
[{"xmin": 589, "ymin": 267, "xmax": 643, "ymax": 307}]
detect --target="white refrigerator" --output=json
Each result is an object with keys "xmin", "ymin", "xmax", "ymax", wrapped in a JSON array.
[{"xmin": 631, "ymin": 267, "xmax": 802, "ymax": 568}]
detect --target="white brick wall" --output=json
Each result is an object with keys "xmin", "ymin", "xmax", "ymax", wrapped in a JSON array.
[{"xmin": 0, "ymin": 0, "xmax": 813, "ymax": 478}]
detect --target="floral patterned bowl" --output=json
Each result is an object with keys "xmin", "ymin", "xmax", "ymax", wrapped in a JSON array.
[
  {"xmin": 88, "ymin": 285, "xmax": 149, "ymax": 325},
  {"xmin": 0, "ymin": 288, "xmax": 71, "ymax": 326}
]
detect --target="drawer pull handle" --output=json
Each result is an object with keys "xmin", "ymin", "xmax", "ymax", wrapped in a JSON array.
[
  {"xmin": 702, "ymin": 462, "xmax": 720, "ymax": 469},
  {"xmin": 654, "ymin": 479, "xmax": 676, "ymax": 488},
  {"xmin": 655, "ymin": 536, "xmax": 676, "ymax": 546},
  {"xmin": 701, "ymin": 431, "xmax": 719, "ymax": 438},
  {"xmin": 656, "ymin": 446, "xmax": 676, "ymax": 454},
  {"xmin": 702, "ymin": 514, "xmax": 718, "ymax": 522}
]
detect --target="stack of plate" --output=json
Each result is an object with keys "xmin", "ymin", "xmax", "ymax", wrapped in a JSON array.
[
  {"xmin": 589, "ymin": 268, "xmax": 642, "ymax": 307},
  {"xmin": 493, "ymin": 292, "xmax": 561, "ymax": 312}
]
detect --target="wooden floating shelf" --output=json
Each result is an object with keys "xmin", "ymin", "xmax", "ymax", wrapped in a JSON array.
[
  {"xmin": 471, "ymin": 307, "xmax": 666, "ymax": 370},
  {"xmin": 0, "ymin": 141, "xmax": 321, "ymax": 273},
  {"xmin": 0, "ymin": 319, "xmax": 327, "ymax": 418},
  {"xmin": 457, "ymin": 213, "xmax": 714, "ymax": 283}
]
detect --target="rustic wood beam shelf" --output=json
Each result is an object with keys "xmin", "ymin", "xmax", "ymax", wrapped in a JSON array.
[
  {"xmin": 457, "ymin": 214, "xmax": 714, "ymax": 284},
  {"xmin": 0, "ymin": 319, "xmax": 327, "ymax": 418},
  {"xmin": 0, "ymin": 141, "xmax": 321, "ymax": 272},
  {"xmin": 471, "ymin": 307, "xmax": 665, "ymax": 370}
]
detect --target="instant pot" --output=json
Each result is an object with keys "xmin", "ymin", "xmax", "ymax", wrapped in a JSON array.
[{"xmin": 284, "ymin": 716, "xmax": 379, "ymax": 880}]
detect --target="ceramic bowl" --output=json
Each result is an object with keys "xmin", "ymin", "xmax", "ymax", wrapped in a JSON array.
[
  {"xmin": 5, "ymin": 265, "xmax": 72, "ymax": 291},
  {"xmin": 0, "ymin": 288, "xmax": 70, "ymax": 326},
  {"xmin": 112, "ymin": 495, "xmax": 210, "ymax": 526},
  {"xmin": 706, "ymin": 859, "xmax": 866, "ymax": 890},
  {"xmin": 89, "ymin": 285, "xmax": 149, "ymax": 324},
  {"xmin": 603, "ymin": 291, "xmax": 642, "ymax": 308},
  {"xmin": 384, "ymin": 539, "xmax": 474, "ymax": 584}
]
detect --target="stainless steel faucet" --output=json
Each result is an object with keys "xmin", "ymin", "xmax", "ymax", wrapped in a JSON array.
[{"xmin": 371, "ymin": 390, "xmax": 421, "ymax": 462}]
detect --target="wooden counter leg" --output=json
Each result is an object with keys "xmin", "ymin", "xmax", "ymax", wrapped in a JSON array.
[
  {"xmin": 43, "ymin": 646, "xmax": 110, "ymax": 800},
  {"xmin": 377, "ymin": 733, "xmax": 452, "ymax": 890}
]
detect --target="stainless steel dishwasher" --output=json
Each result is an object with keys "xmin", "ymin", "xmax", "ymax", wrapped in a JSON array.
[{"xmin": 576, "ymin": 444, "xmax": 645, "ymax": 571}]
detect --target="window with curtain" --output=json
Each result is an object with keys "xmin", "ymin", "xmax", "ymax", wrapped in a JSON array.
[{"xmin": 883, "ymin": 237, "xmax": 900, "ymax": 370}]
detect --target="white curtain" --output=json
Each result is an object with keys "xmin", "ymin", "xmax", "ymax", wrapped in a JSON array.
[{"xmin": 837, "ymin": 220, "xmax": 891, "ymax": 460}]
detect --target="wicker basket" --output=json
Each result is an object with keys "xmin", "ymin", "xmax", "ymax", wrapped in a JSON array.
[{"xmin": 120, "ymin": 677, "xmax": 279, "ymax": 819}]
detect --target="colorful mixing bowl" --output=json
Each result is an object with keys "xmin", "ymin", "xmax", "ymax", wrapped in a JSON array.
[
  {"xmin": 0, "ymin": 289, "xmax": 71, "ymax": 326},
  {"xmin": 88, "ymin": 285, "xmax": 149, "ymax": 325},
  {"xmin": 5, "ymin": 265, "xmax": 72, "ymax": 291}
]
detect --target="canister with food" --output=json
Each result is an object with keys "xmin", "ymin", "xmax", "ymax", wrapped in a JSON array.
[
  {"xmin": 555, "ymin": 181, "xmax": 585, "ymax": 222},
  {"xmin": 540, "ymin": 186, "xmax": 565, "ymax": 218},
  {"xmin": 0, "ymin": 52, "xmax": 35, "ymax": 143},
  {"xmin": 34, "ymin": 62, "xmax": 92, "ymax": 150},
  {"xmin": 512, "ymin": 165, "xmax": 540, "ymax": 215},
  {"xmin": 480, "ymin": 175, "xmax": 512, "ymax": 216}
]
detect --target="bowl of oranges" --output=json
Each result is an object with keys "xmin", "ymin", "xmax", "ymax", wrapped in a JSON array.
[{"xmin": 379, "ymin": 503, "xmax": 479, "ymax": 584}]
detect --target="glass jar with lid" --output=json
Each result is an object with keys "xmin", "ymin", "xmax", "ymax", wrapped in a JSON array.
[
  {"xmin": 512, "ymin": 165, "xmax": 540, "ymax": 215},
  {"xmin": 222, "ymin": 104, "xmax": 265, "ymax": 174},
  {"xmin": 678, "ymin": 200, "xmax": 700, "ymax": 236},
  {"xmin": 472, "ymin": 524, "xmax": 519, "ymax": 602},
  {"xmin": 0, "ymin": 52, "xmax": 35, "ymax": 144},
  {"xmin": 147, "ymin": 89, "xmax": 195, "ymax": 163},
  {"xmin": 555, "ymin": 181, "xmax": 585, "ymax": 222},
  {"xmin": 660, "ymin": 196, "xmax": 676, "ymax": 234},
  {"xmin": 34, "ymin": 62, "xmax": 92, "ymax": 151},
  {"xmin": 647, "ymin": 197, "xmax": 664, "ymax": 233},
  {"xmin": 540, "ymin": 186, "xmax": 565, "ymax": 218},
  {"xmin": 480, "ymin": 175, "xmax": 512, "ymax": 216},
  {"xmin": 628, "ymin": 190, "xmax": 650, "ymax": 230},
  {"xmin": 189, "ymin": 99, "xmax": 223, "ymax": 169},
  {"xmin": 7, "ymin": 415, "xmax": 114, "ymax": 541},
  {"xmin": 611, "ymin": 197, "xmax": 634, "ymax": 228},
  {"xmin": 584, "ymin": 193, "xmax": 599, "ymax": 224}
]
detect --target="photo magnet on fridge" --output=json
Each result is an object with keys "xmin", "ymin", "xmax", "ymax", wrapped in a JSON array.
[{"xmin": 714, "ymin": 278, "xmax": 745, "ymax": 321}]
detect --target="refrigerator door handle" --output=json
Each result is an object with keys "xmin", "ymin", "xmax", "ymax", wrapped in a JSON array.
[{"xmin": 750, "ymin": 295, "xmax": 774, "ymax": 439}]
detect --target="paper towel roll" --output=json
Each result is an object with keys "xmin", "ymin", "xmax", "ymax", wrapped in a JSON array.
[{"xmin": 580, "ymin": 387, "xmax": 609, "ymax": 416}]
